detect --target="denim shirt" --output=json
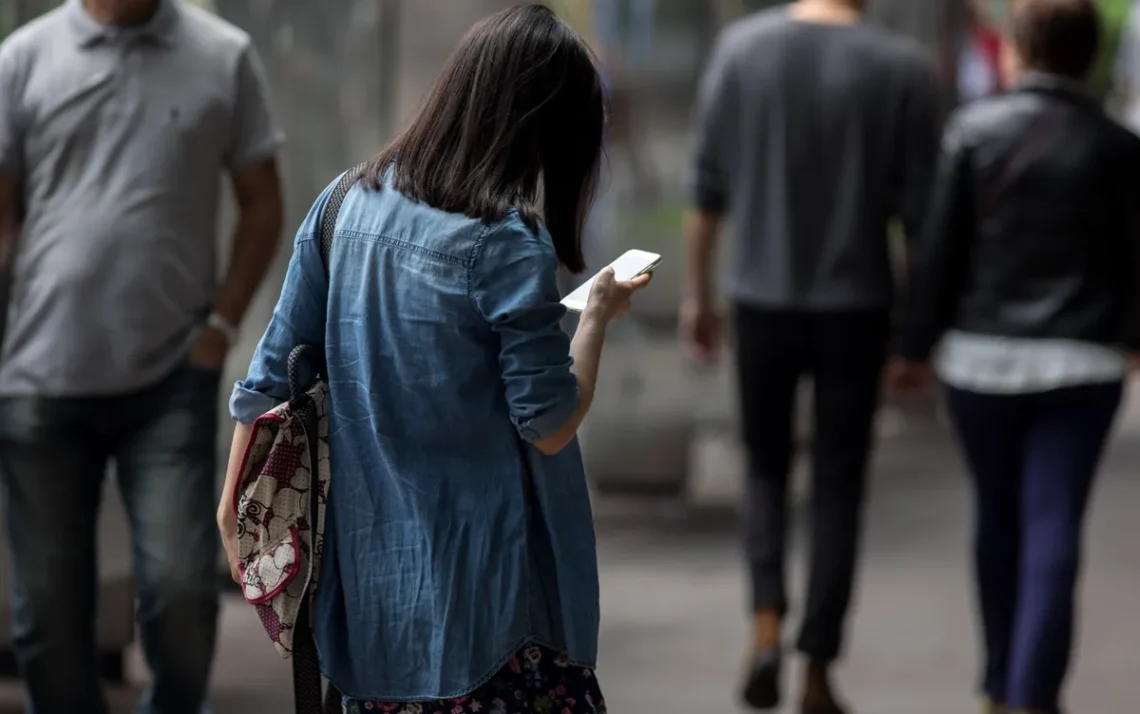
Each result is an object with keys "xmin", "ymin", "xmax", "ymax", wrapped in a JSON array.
[{"xmin": 230, "ymin": 173, "xmax": 600, "ymax": 700}]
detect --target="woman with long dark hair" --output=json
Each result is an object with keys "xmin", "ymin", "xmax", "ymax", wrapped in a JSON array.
[
  {"xmin": 893, "ymin": 1, "xmax": 1139, "ymax": 712},
  {"xmin": 217, "ymin": 6, "xmax": 649, "ymax": 712}
]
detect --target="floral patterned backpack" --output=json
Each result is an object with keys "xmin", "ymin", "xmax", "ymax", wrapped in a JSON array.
[{"xmin": 231, "ymin": 167, "xmax": 361, "ymax": 714}]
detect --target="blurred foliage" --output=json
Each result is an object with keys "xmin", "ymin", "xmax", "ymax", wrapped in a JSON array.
[
  {"xmin": 1, "ymin": 0, "xmax": 57, "ymax": 38},
  {"xmin": 1094, "ymin": 0, "xmax": 1131, "ymax": 99},
  {"xmin": 616, "ymin": 202, "xmax": 686, "ymax": 244}
]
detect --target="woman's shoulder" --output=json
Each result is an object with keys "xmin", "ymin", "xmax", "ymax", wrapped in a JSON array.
[
  {"xmin": 469, "ymin": 211, "xmax": 560, "ymax": 301},
  {"xmin": 480, "ymin": 209, "xmax": 553, "ymax": 251}
]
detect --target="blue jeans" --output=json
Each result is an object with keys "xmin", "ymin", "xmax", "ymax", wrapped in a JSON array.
[
  {"xmin": 0, "ymin": 364, "xmax": 221, "ymax": 714},
  {"xmin": 945, "ymin": 382, "xmax": 1123, "ymax": 712}
]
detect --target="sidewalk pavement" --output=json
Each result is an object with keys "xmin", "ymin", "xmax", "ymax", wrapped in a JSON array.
[{"xmin": 3, "ymin": 386, "xmax": 1139, "ymax": 713}]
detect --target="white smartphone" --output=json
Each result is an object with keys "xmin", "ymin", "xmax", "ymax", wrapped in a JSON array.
[{"xmin": 561, "ymin": 249, "xmax": 662, "ymax": 313}]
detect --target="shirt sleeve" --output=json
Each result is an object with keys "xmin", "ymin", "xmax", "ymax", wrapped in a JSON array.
[
  {"xmin": 691, "ymin": 29, "xmax": 739, "ymax": 213},
  {"xmin": 470, "ymin": 220, "xmax": 579, "ymax": 443},
  {"xmin": 224, "ymin": 44, "xmax": 284, "ymax": 172},
  {"xmin": 0, "ymin": 41, "xmax": 25, "ymax": 178},
  {"xmin": 229, "ymin": 181, "xmax": 334, "ymax": 423}
]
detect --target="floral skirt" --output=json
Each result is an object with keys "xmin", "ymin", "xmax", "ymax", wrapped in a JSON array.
[{"xmin": 342, "ymin": 645, "xmax": 606, "ymax": 714}]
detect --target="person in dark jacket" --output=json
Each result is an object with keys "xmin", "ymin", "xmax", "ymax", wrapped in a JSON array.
[{"xmin": 892, "ymin": 1, "xmax": 1140, "ymax": 712}]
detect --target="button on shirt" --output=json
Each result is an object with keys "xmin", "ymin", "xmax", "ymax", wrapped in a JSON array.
[
  {"xmin": 231, "ymin": 174, "xmax": 600, "ymax": 700},
  {"xmin": 0, "ymin": 0, "xmax": 283, "ymax": 396}
]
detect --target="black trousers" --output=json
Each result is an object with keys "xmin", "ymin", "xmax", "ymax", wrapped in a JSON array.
[{"xmin": 735, "ymin": 305, "xmax": 890, "ymax": 662}]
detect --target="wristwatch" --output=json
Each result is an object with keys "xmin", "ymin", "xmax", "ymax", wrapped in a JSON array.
[{"xmin": 207, "ymin": 312, "xmax": 240, "ymax": 347}]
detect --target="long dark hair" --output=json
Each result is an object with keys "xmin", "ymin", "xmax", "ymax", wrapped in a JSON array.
[{"xmin": 364, "ymin": 4, "xmax": 605, "ymax": 274}]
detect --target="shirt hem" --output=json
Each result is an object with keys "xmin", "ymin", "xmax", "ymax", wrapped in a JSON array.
[
  {"xmin": 0, "ymin": 352, "xmax": 195, "ymax": 399},
  {"xmin": 328, "ymin": 636, "xmax": 597, "ymax": 704},
  {"xmin": 936, "ymin": 372, "xmax": 1126, "ymax": 396}
]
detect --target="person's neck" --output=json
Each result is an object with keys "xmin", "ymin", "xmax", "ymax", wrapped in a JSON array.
[
  {"xmin": 82, "ymin": 0, "xmax": 159, "ymax": 26},
  {"xmin": 789, "ymin": 0, "xmax": 862, "ymax": 25}
]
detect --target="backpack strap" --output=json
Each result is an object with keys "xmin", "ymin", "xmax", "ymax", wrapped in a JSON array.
[
  {"xmin": 291, "ymin": 165, "xmax": 365, "ymax": 714},
  {"xmin": 319, "ymin": 165, "xmax": 366, "ymax": 278},
  {"xmin": 287, "ymin": 166, "xmax": 366, "ymax": 401}
]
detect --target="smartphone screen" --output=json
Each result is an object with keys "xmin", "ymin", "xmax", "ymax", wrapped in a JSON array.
[{"xmin": 561, "ymin": 249, "xmax": 661, "ymax": 312}]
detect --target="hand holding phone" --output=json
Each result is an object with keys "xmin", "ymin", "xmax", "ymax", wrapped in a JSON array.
[
  {"xmin": 584, "ymin": 267, "xmax": 653, "ymax": 324},
  {"xmin": 562, "ymin": 249, "xmax": 661, "ymax": 314}
]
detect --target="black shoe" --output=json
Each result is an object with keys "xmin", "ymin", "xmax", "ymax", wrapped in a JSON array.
[{"xmin": 741, "ymin": 648, "xmax": 782, "ymax": 710}]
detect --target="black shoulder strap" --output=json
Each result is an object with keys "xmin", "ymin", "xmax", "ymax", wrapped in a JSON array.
[
  {"xmin": 318, "ymin": 165, "xmax": 366, "ymax": 277},
  {"xmin": 977, "ymin": 107, "xmax": 1068, "ymax": 225},
  {"xmin": 291, "ymin": 165, "xmax": 364, "ymax": 714}
]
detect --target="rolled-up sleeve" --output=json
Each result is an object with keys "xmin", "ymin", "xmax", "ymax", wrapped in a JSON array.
[
  {"xmin": 471, "ymin": 220, "xmax": 579, "ymax": 443},
  {"xmin": 691, "ymin": 29, "xmax": 739, "ymax": 213},
  {"xmin": 230, "ymin": 182, "xmax": 334, "ymax": 422},
  {"xmin": 224, "ymin": 44, "xmax": 284, "ymax": 172}
]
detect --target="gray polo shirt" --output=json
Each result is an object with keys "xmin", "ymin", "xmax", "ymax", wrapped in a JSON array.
[
  {"xmin": 693, "ymin": 9, "xmax": 940, "ymax": 311},
  {"xmin": 0, "ymin": 0, "xmax": 283, "ymax": 397}
]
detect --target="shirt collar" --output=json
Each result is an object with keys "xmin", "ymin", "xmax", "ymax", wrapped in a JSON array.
[{"xmin": 66, "ymin": 0, "xmax": 178, "ymax": 48}]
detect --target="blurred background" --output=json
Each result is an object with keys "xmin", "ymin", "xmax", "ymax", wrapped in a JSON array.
[{"xmin": 1, "ymin": 1, "xmax": 1139, "ymax": 712}]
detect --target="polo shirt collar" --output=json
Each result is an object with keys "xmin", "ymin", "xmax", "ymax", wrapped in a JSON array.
[{"xmin": 66, "ymin": 0, "xmax": 178, "ymax": 48}]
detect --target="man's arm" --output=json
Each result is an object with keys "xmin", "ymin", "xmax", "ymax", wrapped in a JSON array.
[
  {"xmin": 680, "ymin": 29, "xmax": 737, "ymax": 363},
  {"xmin": 0, "ymin": 40, "xmax": 25, "ymax": 272},
  {"xmin": 0, "ymin": 175, "xmax": 20, "ymax": 270},
  {"xmin": 190, "ymin": 43, "xmax": 284, "ymax": 368},
  {"xmin": 213, "ymin": 159, "xmax": 283, "ymax": 329},
  {"xmin": 684, "ymin": 209, "xmax": 721, "ymax": 306},
  {"xmin": 685, "ymin": 26, "xmax": 737, "ymax": 298}
]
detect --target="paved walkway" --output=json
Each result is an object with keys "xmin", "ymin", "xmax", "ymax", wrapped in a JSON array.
[{"xmin": 3, "ymin": 393, "xmax": 1139, "ymax": 713}]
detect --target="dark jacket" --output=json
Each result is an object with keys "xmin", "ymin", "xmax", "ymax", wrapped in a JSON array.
[{"xmin": 900, "ymin": 75, "xmax": 1140, "ymax": 360}]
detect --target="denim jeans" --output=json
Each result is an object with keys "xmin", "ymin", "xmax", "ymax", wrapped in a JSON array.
[
  {"xmin": 944, "ymin": 382, "xmax": 1122, "ymax": 712},
  {"xmin": 0, "ymin": 364, "xmax": 221, "ymax": 714}
]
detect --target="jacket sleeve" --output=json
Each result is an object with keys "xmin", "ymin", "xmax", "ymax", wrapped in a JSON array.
[{"xmin": 898, "ymin": 115, "xmax": 974, "ymax": 361}]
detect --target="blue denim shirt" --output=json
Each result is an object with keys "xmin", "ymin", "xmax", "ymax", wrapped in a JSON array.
[{"xmin": 230, "ymin": 174, "xmax": 600, "ymax": 701}]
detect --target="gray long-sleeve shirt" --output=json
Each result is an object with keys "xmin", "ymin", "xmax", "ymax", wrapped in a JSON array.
[{"xmin": 693, "ymin": 8, "xmax": 940, "ymax": 311}]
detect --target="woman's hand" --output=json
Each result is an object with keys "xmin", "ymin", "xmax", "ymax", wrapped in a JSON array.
[
  {"xmin": 217, "ymin": 505, "xmax": 242, "ymax": 584},
  {"xmin": 583, "ymin": 267, "xmax": 652, "ymax": 325},
  {"xmin": 887, "ymin": 358, "xmax": 935, "ymax": 394},
  {"xmin": 219, "ymin": 422, "xmax": 256, "ymax": 584}
]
